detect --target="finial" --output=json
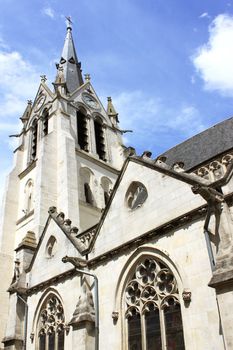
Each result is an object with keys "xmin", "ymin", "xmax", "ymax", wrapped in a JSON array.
[
  {"xmin": 27, "ymin": 100, "xmax": 32, "ymax": 105},
  {"xmin": 66, "ymin": 16, "xmax": 73, "ymax": 30},
  {"xmin": 84, "ymin": 73, "xmax": 91, "ymax": 81},
  {"xmin": 107, "ymin": 97, "xmax": 112, "ymax": 102},
  {"xmin": 40, "ymin": 75, "xmax": 47, "ymax": 83}
]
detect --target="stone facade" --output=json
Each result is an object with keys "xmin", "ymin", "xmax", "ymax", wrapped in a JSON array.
[{"xmin": 1, "ymin": 20, "xmax": 233, "ymax": 350}]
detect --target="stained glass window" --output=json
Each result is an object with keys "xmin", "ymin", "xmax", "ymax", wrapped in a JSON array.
[{"xmin": 125, "ymin": 258, "xmax": 185, "ymax": 350}]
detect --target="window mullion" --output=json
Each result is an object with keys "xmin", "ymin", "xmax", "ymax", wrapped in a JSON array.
[
  {"xmin": 160, "ymin": 308, "xmax": 167, "ymax": 350},
  {"xmin": 141, "ymin": 312, "xmax": 147, "ymax": 350},
  {"xmin": 55, "ymin": 329, "xmax": 58, "ymax": 350},
  {"xmin": 45, "ymin": 333, "xmax": 49, "ymax": 350}
]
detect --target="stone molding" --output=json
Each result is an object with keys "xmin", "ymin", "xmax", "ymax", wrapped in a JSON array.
[{"xmin": 18, "ymin": 160, "xmax": 37, "ymax": 179}]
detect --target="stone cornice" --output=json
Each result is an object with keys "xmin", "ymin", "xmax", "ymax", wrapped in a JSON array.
[
  {"xmin": 75, "ymin": 148, "xmax": 120, "ymax": 174},
  {"xmin": 27, "ymin": 268, "xmax": 77, "ymax": 296},
  {"xmin": 86, "ymin": 203, "xmax": 208, "ymax": 263},
  {"xmin": 18, "ymin": 161, "xmax": 37, "ymax": 179}
]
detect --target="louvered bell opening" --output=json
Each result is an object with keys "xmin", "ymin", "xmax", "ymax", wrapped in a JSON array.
[
  {"xmin": 94, "ymin": 120, "xmax": 106, "ymax": 161},
  {"xmin": 77, "ymin": 112, "xmax": 89, "ymax": 152}
]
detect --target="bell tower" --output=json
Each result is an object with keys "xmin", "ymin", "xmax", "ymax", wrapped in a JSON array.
[{"xmin": 0, "ymin": 19, "xmax": 125, "ymax": 347}]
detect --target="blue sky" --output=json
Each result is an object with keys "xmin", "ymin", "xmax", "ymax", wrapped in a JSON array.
[{"xmin": 1, "ymin": 0, "xmax": 233, "ymax": 200}]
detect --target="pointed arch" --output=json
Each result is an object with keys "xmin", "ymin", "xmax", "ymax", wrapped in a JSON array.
[
  {"xmin": 114, "ymin": 247, "xmax": 187, "ymax": 350},
  {"xmin": 33, "ymin": 290, "xmax": 65, "ymax": 350}
]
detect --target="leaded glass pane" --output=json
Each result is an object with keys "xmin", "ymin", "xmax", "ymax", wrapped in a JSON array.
[
  {"xmin": 128, "ymin": 311, "xmax": 142, "ymax": 350},
  {"xmin": 145, "ymin": 308, "xmax": 162, "ymax": 350},
  {"xmin": 125, "ymin": 258, "xmax": 185, "ymax": 350},
  {"xmin": 58, "ymin": 330, "xmax": 65, "ymax": 350},
  {"xmin": 48, "ymin": 331, "xmax": 55, "ymax": 350},
  {"xmin": 39, "ymin": 333, "xmax": 46, "ymax": 350},
  {"xmin": 164, "ymin": 304, "xmax": 185, "ymax": 350}
]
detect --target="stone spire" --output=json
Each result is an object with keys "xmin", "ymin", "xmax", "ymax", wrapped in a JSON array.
[{"xmin": 59, "ymin": 17, "xmax": 84, "ymax": 93}]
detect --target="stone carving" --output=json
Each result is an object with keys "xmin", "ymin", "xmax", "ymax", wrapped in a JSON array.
[
  {"xmin": 112, "ymin": 311, "xmax": 119, "ymax": 322},
  {"xmin": 69, "ymin": 283, "xmax": 95, "ymax": 325},
  {"xmin": 182, "ymin": 289, "xmax": 192, "ymax": 303},
  {"xmin": 79, "ymin": 228, "xmax": 96, "ymax": 249},
  {"xmin": 12, "ymin": 260, "xmax": 20, "ymax": 284},
  {"xmin": 123, "ymin": 146, "xmax": 136, "ymax": 157},
  {"xmin": 125, "ymin": 182, "xmax": 148, "ymax": 210},
  {"xmin": 192, "ymin": 185, "xmax": 233, "ymax": 278},
  {"xmin": 193, "ymin": 152, "xmax": 233, "ymax": 182},
  {"xmin": 141, "ymin": 151, "xmax": 152, "ymax": 159},
  {"xmin": 62, "ymin": 256, "xmax": 88, "ymax": 268},
  {"xmin": 48, "ymin": 207, "xmax": 91, "ymax": 253}
]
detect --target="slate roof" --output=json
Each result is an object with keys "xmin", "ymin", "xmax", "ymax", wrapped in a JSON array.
[{"xmin": 160, "ymin": 116, "xmax": 233, "ymax": 170}]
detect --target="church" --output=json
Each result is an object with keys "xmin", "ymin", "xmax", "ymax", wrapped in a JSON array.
[{"xmin": 1, "ymin": 18, "xmax": 233, "ymax": 350}]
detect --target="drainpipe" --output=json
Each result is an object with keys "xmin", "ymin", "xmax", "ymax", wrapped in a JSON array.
[{"xmin": 17, "ymin": 294, "xmax": 28, "ymax": 350}]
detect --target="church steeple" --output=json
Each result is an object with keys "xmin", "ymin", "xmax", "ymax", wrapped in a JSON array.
[{"xmin": 59, "ymin": 17, "xmax": 84, "ymax": 93}]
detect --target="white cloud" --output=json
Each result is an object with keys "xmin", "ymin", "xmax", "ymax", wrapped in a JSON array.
[
  {"xmin": 42, "ymin": 7, "xmax": 55, "ymax": 19},
  {"xmin": 111, "ymin": 90, "xmax": 205, "ymax": 149},
  {"xmin": 0, "ymin": 49, "xmax": 41, "ymax": 119},
  {"xmin": 0, "ymin": 41, "xmax": 42, "ymax": 205},
  {"xmin": 199, "ymin": 12, "xmax": 210, "ymax": 19},
  {"xmin": 193, "ymin": 14, "xmax": 233, "ymax": 96}
]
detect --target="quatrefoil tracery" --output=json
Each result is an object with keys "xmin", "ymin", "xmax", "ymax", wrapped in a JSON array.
[
  {"xmin": 39, "ymin": 296, "xmax": 65, "ymax": 334},
  {"xmin": 125, "ymin": 258, "xmax": 179, "ymax": 313}
]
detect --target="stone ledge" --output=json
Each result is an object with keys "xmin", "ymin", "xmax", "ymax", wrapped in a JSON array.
[{"xmin": 209, "ymin": 269, "xmax": 233, "ymax": 289}]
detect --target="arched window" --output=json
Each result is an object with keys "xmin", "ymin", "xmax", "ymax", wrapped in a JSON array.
[
  {"xmin": 24, "ymin": 179, "xmax": 34, "ymax": 213},
  {"xmin": 94, "ymin": 117, "xmax": 106, "ymax": 161},
  {"xmin": 79, "ymin": 167, "xmax": 95, "ymax": 206},
  {"xmin": 42, "ymin": 109, "xmax": 49, "ymax": 136},
  {"xmin": 125, "ymin": 257, "xmax": 185, "ymax": 350},
  {"xmin": 37, "ymin": 295, "xmax": 65, "ymax": 350},
  {"xmin": 77, "ymin": 111, "xmax": 89, "ymax": 151},
  {"xmin": 101, "ymin": 177, "xmax": 112, "ymax": 206},
  {"xmin": 31, "ymin": 119, "xmax": 38, "ymax": 160}
]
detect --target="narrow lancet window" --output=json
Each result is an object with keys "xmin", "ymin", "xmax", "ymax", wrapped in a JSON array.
[
  {"xmin": 77, "ymin": 111, "xmax": 89, "ymax": 151},
  {"xmin": 94, "ymin": 118, "xmax": 106, "ymax": 161}
]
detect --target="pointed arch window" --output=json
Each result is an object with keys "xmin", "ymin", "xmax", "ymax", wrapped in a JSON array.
[
  {"xmin": 94, "ymin": 117, "xmax": 106, "ymax": 161},
  {"xmin": 77, "ymin": 111, "xmax": 89, "ymax": 151},
  {"xmin": 31, "ymin": 119, "xmax": 38, "ymax": 161},
  {"xmin": 24, "ymin": 179, "xmax": 34, "ymax": 214},
  {"xmin": 37, "ymin": 295, "xmax": 65, "ymax": 350},
  {"xmin": 42, "ymin": 109, "xmax": 49, "ymax": 136},
  {"xmin": 125, "ymin": 257, "xmax": 185, "ymax": 350},
  {"xmin": 101, "ymin": 176, "xmax": 112, "ymax": 206},
  {"xmin": 79, "ymin": 167, "xmax": 96, "ymax": 206}
]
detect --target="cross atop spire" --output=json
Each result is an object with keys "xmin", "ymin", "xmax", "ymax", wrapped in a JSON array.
[
  {"xmin": 57, "ymin": 18, "xmax": 84, "ymax": 93},
  {"xmin": 65, "ymin": 16, "xmax": 73, "ymax": 30}
]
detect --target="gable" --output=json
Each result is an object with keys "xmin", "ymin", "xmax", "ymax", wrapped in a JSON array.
[
  {"xmin": 91, "ymin": 160, "xmax": 205, "ymax": 257},
  {"xmin": 70, "ymin": 82, "xmax": 112, "ymax": 126},
  {"xmin": 28, "ymin": 217, "xmax": 82, "ymax": 288}
]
